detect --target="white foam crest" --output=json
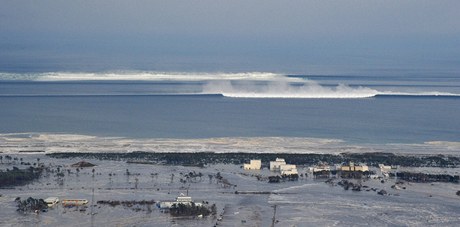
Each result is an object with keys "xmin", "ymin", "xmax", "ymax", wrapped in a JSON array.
[
  {"xmin": 0, "ymin": 73, "xmax": 41, "ymax": 81},
  {"xmin": 1, "ymin": 133, "xmax": 459, "ymax": 155},
  {"xmin": 0, "ymin": 71, "xmax": 290, "ymax": 82},
  {"xmin": 379, "ymin": 91, "xmax": 460, "ymax": 97},
  {"xmin": 0, "ymin": 133, "xmax": 355, "ymax": 154},
  {"xmin": 202, "ymin": 80, "xmax": 378, "ymax": 98}
]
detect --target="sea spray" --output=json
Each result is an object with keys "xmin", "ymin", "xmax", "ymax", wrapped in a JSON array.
[
  {"xmin": 202, "ymin": 80, "xmax": 379, "ymax": 98},
  {"xmin": 0, "ymin": 71, "xmax": 287, "ymax": 82}
]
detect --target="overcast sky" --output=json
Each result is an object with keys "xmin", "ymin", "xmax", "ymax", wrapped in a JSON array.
[{"xmin": 1, "ymin": 0, "xmax": 459, "ymax": 74}]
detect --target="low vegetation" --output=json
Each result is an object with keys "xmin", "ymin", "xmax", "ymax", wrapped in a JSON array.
[
  {"xmin": 15, "ymin": 197, "xmax": 48, "ymax": 213},
  {"xmin": 169, "ymin": 202, "xmax": 216, "ymax": 217},
  {"xmin": 0, "ymin": 167, "xmax": 43, "ymax": 188},
  {"xmin": 47, "ymin": 152, "xmax": 460, "ymax": 168},
  {"xmin": 390, "ymin": 172, "xmax": 459, "ymax": 183}
]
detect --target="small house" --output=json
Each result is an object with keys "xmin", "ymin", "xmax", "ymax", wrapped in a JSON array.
[
  {"xmin": 341, "ymin": 162, "xmax": 369, "ymax": 172},
  {"xmin": 270, "ymin": 158, "xmax": 286, "ymax": 171},
  {"xmin": 243, "ymin": 160, "xmax": 261, "ymax": 170}
]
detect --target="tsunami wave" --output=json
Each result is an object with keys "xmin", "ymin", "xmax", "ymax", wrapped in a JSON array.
[
  {"xmin": 201, "ymin": 81, "xmax": 460, "ymax": 99},
  {"xmin": 217, "ymin": 92, "xmax": 460, "ymax": 99},
  {"xmin": 1, "ymin": 71, "xmax": 459, "ymax": 99},
  {"xmin": 0, "ymin": 71, "xmax": 291, "ymax": 82},
  {"xmin": 1, "ymin": 93, "xmax": 459, "ymax": 98}
]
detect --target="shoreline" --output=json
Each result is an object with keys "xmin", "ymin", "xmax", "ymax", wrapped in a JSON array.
[{"xmin": 1, "ymin": 133, "xmax": 460, "ymax": 156}]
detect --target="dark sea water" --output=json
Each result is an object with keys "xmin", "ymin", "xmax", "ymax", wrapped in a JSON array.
[{"xmin": 0, "ymin": 72, "xmax": 459, "ymax": 144}]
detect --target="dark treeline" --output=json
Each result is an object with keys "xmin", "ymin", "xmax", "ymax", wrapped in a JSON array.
[
  {"xmin": 268, "ymin": 174, "xmax": 299, "ymax": 183},
  {"xmin": 0, "ymin": 167, "xmax": 43, "ymax": 187},
  {"xmin": 390, "ymin": 172, "xmax": 459, "ymax": 183},
  {"xmin": 169, "ymin": 202, "xmax": 216, "ymax": 217},
  {"xmin": 15, "ymin": 197, "xmax": 48, "ymax": 213},
  {"xmin": 46, "ymin": 152, "xmax": 460, "ymax": 168}
]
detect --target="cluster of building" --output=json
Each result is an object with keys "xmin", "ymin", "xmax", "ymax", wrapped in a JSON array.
[
  {"xmin": 243, "ymin": 158, "xmax": 298, "ymax": 176},
  {"xmin": 340, "ymin": 162, "xmax": 369, "ymax": 172},
  {"xmin": 310, "ymin": 163, "xmax": 332, "ymax": 173},
  {"xmin": 269, "ymin": 158, "xmax": 298, "ymax": 175},
  {"xmin": 309, "ymin": 162, "xmax": 369, "ymax": 173},
  {"xmin": 243, "ymin": 158, "xmax": 401, "ymax": 180}
]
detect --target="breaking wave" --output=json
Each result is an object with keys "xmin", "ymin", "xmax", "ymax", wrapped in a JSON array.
[
  {"xmin": 376, "ymin": 91, "xmax": 460, "ymax": 97},
  {"xmin": 1, "ymin": 71, "xmax": 459, "ymax": 99},
  {"xmin": 0, "ymin": 71, "xmax": 290, "ymax": 82},
  {"xmin": 201, "ymin": 81, "xmax": 460, "ymax": 99}
]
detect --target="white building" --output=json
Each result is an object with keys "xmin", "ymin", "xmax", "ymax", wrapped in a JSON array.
[
  {"xmin": 243, "ymin": 160, "xmax": 261, "ymax": 170},
  {"xmin": 311, "ymin": 164, "xmax": 332, "ymax": 173},
  {"xmin": 44, "ymin": 197, "xmax": 59, "ymax": 207},
  {"xmin": 270, "ymin": 158, "xmax": 286, "ymax": 171},
  {"xmin": 280, "ymin": 164, "xmax": 296, "ymax": 172},
  {"xmin": 379, "ymin": 164, "xmax": 391, "ymax": 170},
  {"xmin": 282, "ymin": 169, "xmax": 298, "ymax": 175},
  {"xmin": 341, "ymin": 162, "xmax": 369, "ymax": 172},
  {"xmin": 157, "ymin": 194, "xmax": 202, "ymax": 210},
  {"xmin": 280, "ymin": 164, "xmax": 298, "ymax": 175}
]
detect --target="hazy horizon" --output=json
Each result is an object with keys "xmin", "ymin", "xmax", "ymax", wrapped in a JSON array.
[{"xmin": 1, "ymin": 1, "xmax": 460, "ymax": 75}]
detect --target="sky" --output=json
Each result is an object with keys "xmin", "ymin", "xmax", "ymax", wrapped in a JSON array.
[{"xmin": 1, "ymin": 0, "xmax": 460, "ymax": 75}]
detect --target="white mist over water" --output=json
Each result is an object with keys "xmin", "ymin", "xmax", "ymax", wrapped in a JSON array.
[
  {"xmin": 1, "ymin": 71, "xmax": 459, "ymax": 98},
  {"xmin": 202, "ymin": 80, "xmax": 380, "ymax": 98},
  {"xmin": 0, "ymin": 71, "xmax": 286, "ymax": 81}
]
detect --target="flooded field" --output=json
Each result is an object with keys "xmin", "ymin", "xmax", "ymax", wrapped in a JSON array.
[{"xmin": 1, "ymin": 153, "xmax": 460, "ymax": 226}]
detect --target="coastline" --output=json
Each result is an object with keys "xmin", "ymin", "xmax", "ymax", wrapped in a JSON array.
[{"xmin": 1, "ymin": 133, "xmax": 459, "ymax": 156}]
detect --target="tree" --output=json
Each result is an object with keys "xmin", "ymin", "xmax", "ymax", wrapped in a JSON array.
[{"xmin": 5, "ymin": 155, "xmax": 12, "ymax": 164}]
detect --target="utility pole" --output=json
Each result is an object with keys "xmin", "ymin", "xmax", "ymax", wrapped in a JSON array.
[
  {"xmin": 90, "ymin": 187, "xmax": 95, "ymax": 227},
  {"xmin": 271, "ymin": 205, "xmax": 277, "ymax": 227}
]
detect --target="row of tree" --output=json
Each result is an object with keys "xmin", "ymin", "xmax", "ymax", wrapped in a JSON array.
[
  {"xmin": 389, "ymin": 172, "xmax": 459, "ymax": 183},
  {"xmin": 169, "ymin": 202, "xmax": 216, "ymax": 217},
  {"xmin": 0, "ymin": 166, "xmax": 43, "ymax": 187},
  {"xmin": 15, "ymin": 197, "xmax": 48, "ymax": 213},
  {"xmin": 47, "ymin": 152, "xmax": 460, "ymax": 168}
]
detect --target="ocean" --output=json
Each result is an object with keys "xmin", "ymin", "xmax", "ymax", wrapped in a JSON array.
[
  {"xmin": 1, "ymin": 71, "xmax": 460, "ymax": 226},
  {"xmin": 0, "ymin": 71, "xmax": 459, "ymax": 153}
]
